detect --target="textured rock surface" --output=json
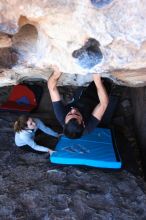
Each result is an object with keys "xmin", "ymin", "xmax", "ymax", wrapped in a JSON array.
[
  {"xmin": 0, "ymin": 0, "xmax": 146, "ymax": 86},
  {"xmin": 0, "ymin": 33, "xmax": 12, "ymax": 48}
]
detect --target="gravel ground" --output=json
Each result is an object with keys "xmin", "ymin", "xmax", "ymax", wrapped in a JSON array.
[{"xmin": 0, "ymin": 114, "xmax": 146, "ymax": 220}]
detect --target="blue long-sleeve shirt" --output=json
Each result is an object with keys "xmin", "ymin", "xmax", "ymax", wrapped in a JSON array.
[{"xmin": 15, "ymin": 118, "xmax": 58, "ymax": 152}]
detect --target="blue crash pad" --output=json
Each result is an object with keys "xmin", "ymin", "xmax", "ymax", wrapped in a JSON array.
[{"xmin": 50, "ymin": 128, "xmax": 122, "ymax": 169}]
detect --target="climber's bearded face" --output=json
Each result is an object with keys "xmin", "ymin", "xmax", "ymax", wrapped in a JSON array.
[{"xmin": 65, "ymin": 107, "xmax": 83, "ymax": 125}]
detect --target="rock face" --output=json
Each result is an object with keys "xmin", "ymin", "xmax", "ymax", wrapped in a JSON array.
[{"xmin": 0, "ymin": 0, "xmax": 146, "ymax": 86}]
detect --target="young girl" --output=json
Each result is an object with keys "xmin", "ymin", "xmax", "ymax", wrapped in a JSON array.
[{"xmin": 14, "ymin": 115, "xmax": 59, "ymax": 155}]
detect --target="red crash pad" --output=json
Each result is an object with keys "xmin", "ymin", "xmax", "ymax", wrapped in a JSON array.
[{"xmin": 0, "ymin": 85, "xmax": 37, "ymax": 112}]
